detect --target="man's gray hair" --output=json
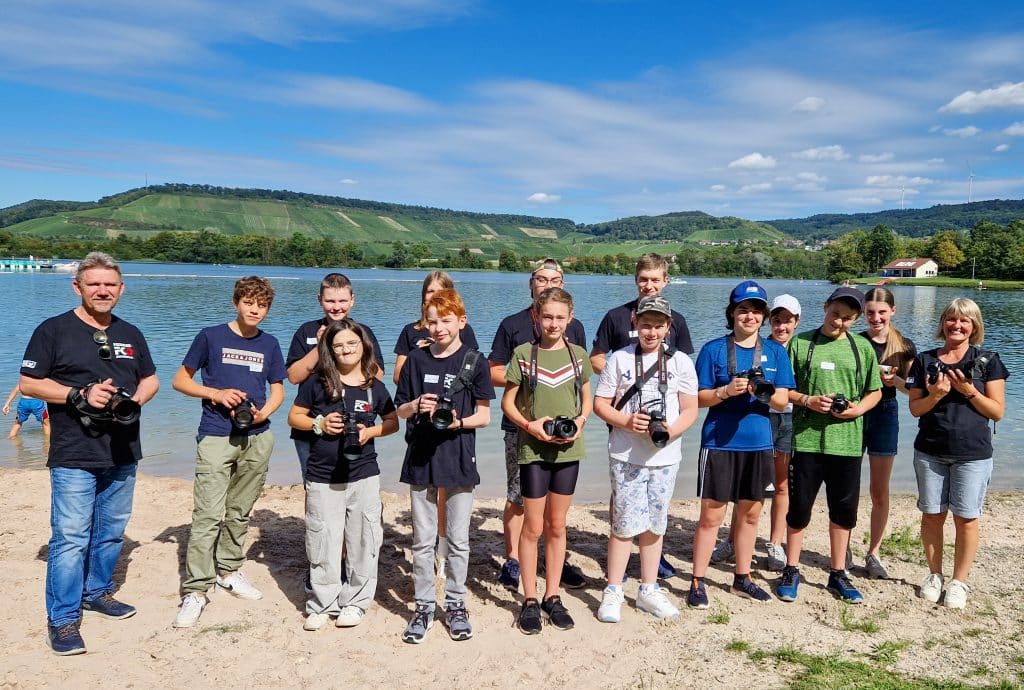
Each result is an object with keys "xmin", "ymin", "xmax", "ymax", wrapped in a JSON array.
[{"xmin": 75, "ymin": 251, "xmax": 122, "ymax": 283}]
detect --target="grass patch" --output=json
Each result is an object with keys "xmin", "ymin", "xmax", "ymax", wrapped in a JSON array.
[
  {"xmin": 870, "ymin": 640, "xmax": 912, "ymax": 666},
  {"xmin": 878, "ymin": 524, "xmax": 925, "ymax": 564},
  {"xmin": 974, "ymin": 600, "xmax": 997, "ymax": 618},
  {"xmin": 707, "ymin": 608, "xmax": 730, "ymax": 625},
  {"xmin": 199, "ymin": 622, "xmax": 249, "ymax": 634},
  {"xmin": 726, "ymin": 640, "xmax": 750, "ymax": 653},
  {"xmin": 753, "ymin": 646, "xmax": 1014, "ymax": 689},
  {"xmin": 839, "ymin": 603, "xmax": 884, "ymax": 634},
  {"xmin": 962, "ymin": 627, "xmax": 986, "ymax": 638}
]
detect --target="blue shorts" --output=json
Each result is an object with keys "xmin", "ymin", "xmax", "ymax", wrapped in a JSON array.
[
  {"xmin": 913, "ymin": 450, "xmax": 992, "ymax": 519},
  {"xmin": 17, "ymin": 398, "xmax": 47, "ymax": 424},
  {"xmin": 863, "ymin": 397, "xmax": 898, "ymax": 456},
  {"xmin": 770, "ymin": 412, "xmax": 793, "ymax": 455}
]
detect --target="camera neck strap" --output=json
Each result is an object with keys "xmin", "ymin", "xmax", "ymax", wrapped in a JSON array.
[
  {"xmin": 803, "ymin": 328, "xmax": 863, "ymax": 400},
  {"xmin": 441, "ymin": 349, "xmax": 481, "ymax": 399},
  {"xmin": 726, "ymin": 334, "xmax": 763, "ymax": 377},
  {"xmin": 612, "ymin": 344, "xmax": 675, "ymax": 412},
  {"xmin": 527, "ymin": 339, "xmax": 583, "ymax": 418}
]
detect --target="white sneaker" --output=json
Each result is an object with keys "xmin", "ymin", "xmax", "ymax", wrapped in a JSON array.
[
  {"xmin": 764, "ymin": 543, "xmax": 786, "ymax": 572},
  {"xmin": 598, "ymin": 585, "xmax": 625, "ymax": 623},
  {"xmin": 173, "ymin": 593, "xmax": 207, "ymax": 628},
  {"xmin": 710, "ymin": 539, "xmax": 735, "ymax": 564},
  {"xmin": 336, "ymin": 605, "xmax": 365, "ymax": 627},
  {"xmin": 944, "ymin": 579, "xmax": 970, "ymax": 609},
  {"xmin": 303, "ymin": 612, "xmax": 329, "ymax": 631},
  {"xmin": 217, "ymin": 570, "xmax": 263, "ymax": 600},
  {"xmin": 918, "ymin": 572, "xmax": 944, "ymax": 603},
  {"xmin": 636, "ymin": 584, "xmax": 680, "ymax": 620}
]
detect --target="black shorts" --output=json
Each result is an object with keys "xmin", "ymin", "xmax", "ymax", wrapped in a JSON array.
[
  {"xmin": 786, "ymin": 451, "xmax": 861, "ymax": 530},
  {"xmin": 520, "ymin": 460, "xmax": 580, "ymax": 499},
  {"xmin": 696, "ymin": 448, "xmax": 775, "ymax": 503}
]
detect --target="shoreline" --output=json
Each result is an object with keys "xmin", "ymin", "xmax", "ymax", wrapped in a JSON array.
[{"xmin": 2, "ymin": 467, "xmax": 1022, "ymax": 688}]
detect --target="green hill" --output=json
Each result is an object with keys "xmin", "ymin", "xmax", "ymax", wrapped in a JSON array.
[{"xmin": 582, "ymin": 210, "xmax": 787, "ymax": 243}]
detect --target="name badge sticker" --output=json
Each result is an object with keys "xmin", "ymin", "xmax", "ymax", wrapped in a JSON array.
[
  {"xmin": 760, "ymin": 355, "xmax": 768, "ymax": 362},
  {"xmin": 820, "ymin": 361, "xmax": 836, "ymax": 371},
  {"xmin": 306, "ymin": 337, "xmax": 318, "ymax": 345},
  {"xmin": 424, "ymin": 374, "xmax": 440, "ymax": 384},
  {"xmin": 629, "ymin": 329, "xmax": 638, "ymax": 339}
]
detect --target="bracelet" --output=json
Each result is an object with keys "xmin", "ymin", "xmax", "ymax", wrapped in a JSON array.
[
  {"xmin": 458, "ymin": 418, "xmax": 464, "ymax": 430},
  {"xmin": 311, "ymin": 414, "xmax": 325, "ymax": 436},
  {"xmin": 800, "ymin": 394, "xmax": 810, "ymax": 408},
  {"xmin": 714, "ymin": 387, "xmax": 726, "ymax": 401}
]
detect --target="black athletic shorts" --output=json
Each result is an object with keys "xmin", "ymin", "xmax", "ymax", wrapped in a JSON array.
[
  {"xmin": 786, "ymin": 451, "xmax": 861, "ymax": 530},
  {"xmin": 520, "ymin": 460, "xmax": 580, "ymax": 499},
  {"xmin": 696, "ymin": 448, "xmax": 775, "ymax": 503}
]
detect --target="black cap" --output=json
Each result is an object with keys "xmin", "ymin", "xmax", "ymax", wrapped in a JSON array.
[{"xmin": 827, "ymin": 286, "xmax": 865, "ymax": 310}]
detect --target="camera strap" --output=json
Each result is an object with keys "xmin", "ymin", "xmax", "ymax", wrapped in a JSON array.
[
  {"xmin": 526, "ymin": 338, "xmax": 584, "ymax": 419},
  {"xmin": 612, "ymin": 344, "xmax": 675, "ymax": 413},
  {"xmin": 442, "ymin": 349, "xmax": 481, "ymax": 399},
  {"xmin": 726, "ymin": 334, "xmax": 763, "ymax": 377},
  {"xmin": 802, "ymin": 328, "xmax": 863, "ymax": 400}
]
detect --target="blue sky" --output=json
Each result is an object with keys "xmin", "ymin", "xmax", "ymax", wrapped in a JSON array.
[{"xmin": 1, "ymin": 1, "xmax": 1022, "ymax": 223}]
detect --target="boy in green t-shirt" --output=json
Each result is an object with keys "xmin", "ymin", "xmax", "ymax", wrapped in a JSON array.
[{"xmin": 776, "ymin": 287, "xmax": 881, "ymax": 605}]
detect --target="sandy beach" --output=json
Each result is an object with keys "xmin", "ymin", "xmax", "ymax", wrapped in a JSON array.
[{"xmin": 2, "ymin": 467, "xmax": 1022, "ymax": 689}]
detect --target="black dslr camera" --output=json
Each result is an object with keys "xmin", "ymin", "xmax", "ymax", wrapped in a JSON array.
[
  {"xmin": 341, "ymin": 412, "xmax": 364, "ymax": 460},
  {"xmin": 231, "ymin": 399, "xmax": 257, "ymax": 431},
  {"xmin": 737, "ymin": 367, "xmax": 775, "ymax": 405},
  {"xmin": 107, "ymin": 387, "xmax": 141, "ymax": 425},
  {"xmin": 926, "ymin": 358, "xmax": 990, "ymax": 385},
  {"xmin": 543, "ymin": 415, "xmax": 578, "ymax": 440},
  {"xmin": 830, "ymin": 393, "xmax": 850, "ymax": 414},
  {"xmin": 430, "ymin": 395, "xmax": 455, "ymax": 430},
  {"xmin": 643, "ymin": 405, "xmax": 670, "ymax": 448}
]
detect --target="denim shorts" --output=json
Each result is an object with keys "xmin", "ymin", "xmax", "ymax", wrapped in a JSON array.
[
  {"xmin": 913, "ymin": 450, "xmax": 992, "ymax": 519},
  {"xmin": 863, "ymin": 397, "xmax": 899, "ymax": 456},
  {"xmin": 770, "ymin": 412, "xmax": 793, "ymax": 454}
]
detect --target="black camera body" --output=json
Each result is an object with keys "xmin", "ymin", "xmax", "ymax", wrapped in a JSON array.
[
  {"xmin": 926, "ymin": 358, "xmax": 987, "ymax": 385},
  {"xmin": 107, "ymin": 387, "xmax": 141, "ymax": 425},
  {"xmin": 231, "ymin": 399, "xmax": 257, "ymax": 431},
  {"xmin": 647, "ymin": 409, "xmax": 670, "ymax": 448},
  {"xmin": 341, "ymin": 411, "xmax": 364, "ymax": 460},
  {"xmin": 543, "ymin": 415, "xmax": 578, "ymax": 440},
  {"xmin": 738, "ymin": 367, "xmax": 776, "ymax": 405},
  {"xmin": 830, "ymin": 393, "xmax": 850, "ymax": 414},
  {"xmin": 430, "ymin": 396, "xmax": 455, "ymax": 430}
]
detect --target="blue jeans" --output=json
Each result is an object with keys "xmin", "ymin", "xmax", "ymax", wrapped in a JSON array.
[
  {"xmin": 47, "ymin": 465, "xmax": 137, "ymax": 626},
  {"xmin": 294, "ymin": 438, "xmax": 311, "ymax": 479}
]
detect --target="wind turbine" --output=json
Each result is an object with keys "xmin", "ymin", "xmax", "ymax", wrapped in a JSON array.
[
  {"xmin": 900, "ymin": 185, "xmax": 905, "ymax": 210},
  {"xmin": 967, "ymin": 160, "xmax": 975, "ymax": 203}
]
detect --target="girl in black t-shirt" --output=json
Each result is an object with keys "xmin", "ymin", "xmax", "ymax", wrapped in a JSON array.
[
  {"xmin": 288, "ymin": 319, "xmax": 398, "ymax": 631},
  {"xmin": 859, "ymin": 287, "xmax": 917, "ymax": 580},
  {"xmin": 907, "ymin": 298, "xmax": 1007, "ymax": 610}
]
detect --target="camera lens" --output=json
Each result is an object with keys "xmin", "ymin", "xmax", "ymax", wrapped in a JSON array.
[
  {"xmin": 430, "ymin": 398, "xmax": 455, "ymax": 430},
  {"xmin": 108, "ymin": 390, "xmax": 141, "ymax": 424},
  {"xmin": 232, "ymin": 401, "xmax": 255, "ymax": 431}
]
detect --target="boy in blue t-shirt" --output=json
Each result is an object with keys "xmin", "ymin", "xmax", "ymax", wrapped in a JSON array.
[{"xmin": 171, "ymin": 276, "xmax": 287, "ymax": 629}]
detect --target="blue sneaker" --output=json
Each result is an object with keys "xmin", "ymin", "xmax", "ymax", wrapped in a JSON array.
[
  {"xmin": 776, "ymin": 565, "xmax": 801, "ymax": 602},
  {"xmin": 686, "ymin": 579, "xmax": 709, "ymax": 609},
  {"xmin": 47, "ymin": 621, "xmax": 86, "ymax": 656},
  {"xmin": 826, "ymin": 570, "xmax": 864, "ymax": 604},
  {"xmin": 657, "ymin": 555, "xmax": 677, "ymax": 579},
  {"xmin": 81, "ymin": 593, "xmax": 136, "ymax": 619},
  {"xmin": 497, "ymin": 558, "xmax": 520, "ymax": 592}
]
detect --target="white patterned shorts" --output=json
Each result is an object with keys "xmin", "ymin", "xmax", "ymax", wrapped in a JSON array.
[{"xmin": 609, "ymin": 460, "xmax": 680, "ymax": 538}]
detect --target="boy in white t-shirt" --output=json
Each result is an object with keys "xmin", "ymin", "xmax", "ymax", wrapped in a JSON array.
[{"xmin": 593, "ymin": 295, "xmax": 699, "ymax": 622}]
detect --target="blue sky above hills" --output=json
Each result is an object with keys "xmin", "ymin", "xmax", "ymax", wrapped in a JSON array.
[{"xmin": 1, "ymin": 0, "xmax": 1022, "ymax": 223}]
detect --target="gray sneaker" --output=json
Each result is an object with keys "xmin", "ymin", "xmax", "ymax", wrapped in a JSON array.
[
  {"xmin": 765, "ymin": 543, "xmax": 786, "ymax": 572},
  {"xmin": 401, "ymin": 603, "xmax": 434, "ymax": 644},
  {"xmin": 865, "ymin": 553, "xmax": 890, "ymax": 580},
  {"xmin": 845, "ymin": 548, "xmax": 854, "ymax": 571},
  {"xmin": 444, "ymin": 601, "xmax": 473, "ymax": 641},
  {"xmin": 710, "ymin": 539, "xmax": 735, "ymax": 564}
]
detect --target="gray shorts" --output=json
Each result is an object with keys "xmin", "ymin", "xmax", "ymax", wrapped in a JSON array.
[
  {"xmin": 609, "ymin": 460, "xmax": 679, "ymax": 538},
  {"xmin": 504, "ymin": 430, "xmax": 522, "ymax": 506},
  {"xmin": 914, "ymin": 450, "xmax": 992, "ymax": 519},
  {"xmin": 770, "ymin": 412, "xmax": 793, "ymax": 455}
]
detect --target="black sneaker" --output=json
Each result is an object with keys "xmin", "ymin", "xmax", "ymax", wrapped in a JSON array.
[
  {"xmin": 518, "ymin": 598, "xmax": 542, "ymax": 635},
  {"xmin": 81, "ymin": 593, "xmax": 137, "ymax": 620},
  {"xmin": 732, "ymin": 575, "xmax": 772, "ymax": 603},
  {"xmin": 560, "ymin": 560, "xmax": 588, "ymax": 589},
  {"xmin": 497, "ymin": 558, "xmax": 521, "ymax": 592},
  {"xmin": 47, "ymin": 621, "xmax": 86, "ymax": 656},
  {"xmin": 540, "ymin": 595, "xmax": 575, "ymax": 630}
]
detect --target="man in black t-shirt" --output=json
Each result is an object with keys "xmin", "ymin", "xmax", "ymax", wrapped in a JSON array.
[
  {"xmin": 20, "ymin": 252, "xmax": 159, "ymax": 656},
  {"xmin": 488, "ymin": 258, "xmax": 587, "ymax": 591}
]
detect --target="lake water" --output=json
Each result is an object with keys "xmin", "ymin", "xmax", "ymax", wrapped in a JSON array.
[{"xmin": 2, "ymin": 263, "xmax": 1021, "ymax": 500}]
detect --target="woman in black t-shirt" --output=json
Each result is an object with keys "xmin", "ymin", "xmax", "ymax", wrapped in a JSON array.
[
  {"xmin": 907, "ymin": 298, "xmax": 1008, "ymax": 610},
  {"xmin": 288, "ymin": 319, "xmax": 398, "ymax": 631}
]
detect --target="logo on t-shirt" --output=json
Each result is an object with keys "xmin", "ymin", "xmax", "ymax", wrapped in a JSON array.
[
  {"xmin": 222, "ymin": 348, "xmax": 265, "ymax": 372},
  {"xmin": 113, "ymin": 342, "xmax": 136, "ymax": 359},
  {"xmin": 353, "ymin": 399, "xmax": 370, "ymax": 413},
  {"xmin": 22, "ymin": 359, "xmax": 36, "ymax": 369},
  {"xmin": 443, "ymin": 373, "xmax": 457, "ymax": 389}
]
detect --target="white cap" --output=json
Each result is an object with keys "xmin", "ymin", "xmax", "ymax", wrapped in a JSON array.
[{"xmin": 770, "ymin": 294, "xmax": 801, "ymax": 316}]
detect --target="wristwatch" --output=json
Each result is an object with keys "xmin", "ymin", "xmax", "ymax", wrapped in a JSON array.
[{"xmin": 312, "ymin": 414, "xmax": 325, "ymax": 436}]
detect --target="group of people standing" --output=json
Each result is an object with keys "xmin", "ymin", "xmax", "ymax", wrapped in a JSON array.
[{"xmin": 20, "ymin": 251, "xmax": 1007, "ymax": 655}]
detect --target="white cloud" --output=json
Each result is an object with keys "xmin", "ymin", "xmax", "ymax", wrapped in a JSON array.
[
  {"xmin": 740, "ymin": 182, "xmax": 772, "ymax": 193},
  {"xmin": 791, "ymin": 145, "xmax": 849, "ymax": 161},
  {"xmin": 797, "ymin": 172, "xmax": 827, "ymax": 183},
  {"xmin": 940, "ymin": 81, "xmax": 1024, "ymax": 113},
  {"xmin": 709, "ymin": 184, "xmax": 726, "ymax": 192},
  {"xmin": 728, "ymin": 152, "xmax": 776, "ymax": 170},
  {"xmin": 927, "ymin": 158, "xmax": 945, "ymax": 165},
  {"xmin": 266, "ymin": 75, "xmax": 435, "ymax": 113},
  {"xmin": 792, "ymin": 96, "xmax": 826, "ymax": 113},
  {"xmin": 1005, "ymin": 122, "xmax": 1024, "ymax": 136},
  {"xmin": 847, "ymin": 196, "xmax": 883, "ymax": 206},
  {"xmin": 859, "ymin": 152, "xmax": 894, "ymax": 163},
  {"xmin": 994, "ymin": 144, "xmax": 1010, "ymax": 152},
  {"xmin": 527, "ymin": 192, "xmax": 561, "ymax": 204},
  {"xmin": 865, "ymin": 175, "xmax": 933, "ymax": 187},
  {"xmin": 339, "ymin": 178, "xmax": 358, "ymax": 184},
  {"xmin": 943, "ymin": 126, "xmax": 981, "ymax": 137}
]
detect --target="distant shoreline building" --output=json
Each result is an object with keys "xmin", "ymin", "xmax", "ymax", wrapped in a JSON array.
[{"xmin": 880, "ymin": 257, "xmax": 938, "ymax": 278}]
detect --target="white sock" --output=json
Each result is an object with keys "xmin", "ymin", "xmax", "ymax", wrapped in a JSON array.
[{"xmin": 436, "ymin": 537, "xmax": 449, "ymax": 559}]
